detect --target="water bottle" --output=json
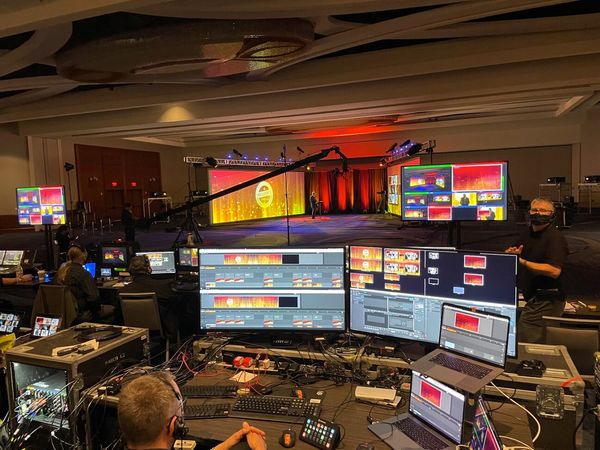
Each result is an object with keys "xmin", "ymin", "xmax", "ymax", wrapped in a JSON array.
[{"xmin": 15, "ymin": 264, "xmax": 23, "ymax": 280}]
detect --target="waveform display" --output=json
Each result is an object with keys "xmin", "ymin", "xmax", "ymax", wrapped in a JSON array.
[
  {"xmin": 350, "ymin": 273, "xmax": 374, "ymax": 284},
  {"xmin": 454, "ymin": 312, "xmax": 480, "ymax": 333},
  {"xmin": 464, "ymin": 255, "xmax": 487, "ymax": 269},
  {"xmin": 223, "ymin": 253, "xmax": 283, "ymax": 265},
  {"xmin": 214, "ymin": 296, "xmax": 280, "ymax": 308},
  {"xmin": 420, "ymin": 380, "xmax": 442, "ymax": 408},
  {"xmin": 464, "ymin": 273, "xmax": 485, "ymax": 286}
]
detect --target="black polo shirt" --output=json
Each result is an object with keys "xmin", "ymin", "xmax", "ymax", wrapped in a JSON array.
[{"xmin": 517, "ymin": 224, "xmax": 568, "ymax": 300}]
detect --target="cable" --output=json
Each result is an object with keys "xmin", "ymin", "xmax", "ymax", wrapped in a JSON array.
[
  {"xmin": 490, "ymin": 382, "xmax": 541, "ymax": 443},
  {"xmin": 500, "ymin": 435, "xmax": 533, "ymax": 450}
]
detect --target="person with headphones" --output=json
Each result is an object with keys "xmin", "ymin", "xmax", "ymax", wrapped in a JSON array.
[
  {"xmin": 506, "ymin": 197, "xmax": 569, "ymax": 343},
  {"xmin": 118, "ymin": 372, "xmax": 267, "ymax": 450},
  {"xmin": 55, "ymin": 244, "xmax": 100, "ymax": 320}
]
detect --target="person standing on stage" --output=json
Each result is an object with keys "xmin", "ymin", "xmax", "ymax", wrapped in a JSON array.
[
  {"xmin": 310, "ymin": 191, "xmax": 318, "ymax": 219},
  {"xmin": 506, "ymin": 197, "xmax": 568, "ymax": 343},
  {"xmin": 122, "ymin": 202, "xmax": 136, "ymax": 242}
]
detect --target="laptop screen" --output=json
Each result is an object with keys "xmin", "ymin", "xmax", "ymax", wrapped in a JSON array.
[
  {"xmin": 0, "ymin": 311, "xmax": 22, "ymax": 334},
  {"xmin": 3, "ymin": 250, "xmax": 23, "ymax": 266},
  {"xmin": 410, "ymin": 370, "xmax": 465, "ymax": 444},
  {"xmin": 440, "ymin": 304, "xmax": 509, "ymax": 368},
  {"xmin": 83, "ymin": 262, "xmax": 96, "ymax": 277},
  {"xmin": 469, "ymin": 397, "xmax": 503, "ymax": 450},
  {"xmin": 32, "ymin": 315, "xmax": 62, "ymax": 338}
]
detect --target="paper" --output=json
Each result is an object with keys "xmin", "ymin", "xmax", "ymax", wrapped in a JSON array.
[{"xmin": 230, "ymin": 371, "xmax": 257, "ymax": 383}]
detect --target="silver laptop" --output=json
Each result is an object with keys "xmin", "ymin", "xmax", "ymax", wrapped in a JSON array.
[
  {"xmin": 410, "ymin": 304, "xmax": 509, "ymax": 393},
  {"xmin": 369, "ymin": 370, "xmax": 465, "ymax": 450}
]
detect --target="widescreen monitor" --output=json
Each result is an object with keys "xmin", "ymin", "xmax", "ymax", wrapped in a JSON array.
[
  {"xmin": 348, "ymin": 246, "xmax": 518, "ymax": 357},
  {"xmin": 16, "ymin": 186, "xmax": 66, "ymax": 226},
  {"xmin": 401, "ymin": 162, "xmax": 508, "ymax": 221},
  {"xmin": 137, "ymin": 251, "xmax": 176, "ymax": 275},
  {"xmin": 199, "ymin": 248, "xmax": 346, "ymax": 331}
]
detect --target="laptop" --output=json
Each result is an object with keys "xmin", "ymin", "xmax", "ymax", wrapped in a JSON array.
[
  {"xmin": 410, "ymin": 304, "xmax": 510, "ymax": 393},
  {"xmin": 32, "ymin": 314, "xmax": 62, "ymax": 338},
  {"xmin": 369, "ymin": 370, "xmax": 465, "ymax": 450},
  {"xmin": 0, "ymin": 250, "xmax": 24, "ymax": 274},
  {"xmin": 469, "ymin": 397, "xmax": 504, "ymax": 450},
  {"xmin": 83, "ymin": 262, "xmax": 97, "ymax": 278},
  {"xmin": 0, "ymin": 311, "xmax": 23, "ymax": 335}
]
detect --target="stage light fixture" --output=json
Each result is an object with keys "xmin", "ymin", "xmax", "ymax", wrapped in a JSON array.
[
  {"xmin": 399, "ymin": 139, "xmax": 411, "ymax": 148},
  {"xmin": 379, "ymin": 158, "xmax": 386, "ymax": 167},
  {"xmin": 205, "ymin": 156, "xmax": 218, "ymax": 168},
  {"xmin": 406, "ymin": 143, "xmax": 423, "ymax": 156},
  {"xmin": 386, "ymin": 143, "xmax": 398, "ymax": 153}
]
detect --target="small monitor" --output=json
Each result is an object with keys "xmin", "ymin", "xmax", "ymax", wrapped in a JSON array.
[
  {"xmin": 0, "ymin": 311, "xmax": 23, "ymax": 335},
  {"xmin": 32, "ymin": 314, "xmax": 62, "ymax": 338},
  {"xmin": 101, "ymin": 246, "xmax": 128, "ymax": 266},
  {"xmin": 410, "ymin": 370, "xmax": 465, "ymax": 444},
  {"xmin": 137, "ymin": 251, "xmax": 176, "ymax": 275},
  {"xmin": 83, "ymin": 262, "xmax": 96, "ymax": 278},
  {"xmin": 2, "ymin": 250, "xmax": 24, "ymax": 266},
  {"xmin": 100, "ymin": 267, "xmax": 112, "ymax": 278},
  {"xmin": 177, "ymin": 247, "xmax": 199, "ymax": 268},
  {"xmin": 440, "ymin": 304, "xmax": 510, "ymax": 368},
  {"xmin": 469, "ymin": 397, "xmax": 503, "ymax": 450}
]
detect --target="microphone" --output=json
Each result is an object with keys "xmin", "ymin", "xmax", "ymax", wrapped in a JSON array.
[{"xmin": 386, "ymin": 143, "xmax": 398, "ymax": 153}]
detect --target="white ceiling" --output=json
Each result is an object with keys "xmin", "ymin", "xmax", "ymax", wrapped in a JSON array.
[{"xmin": 0, "ymin": 0, "xmax": 599, "ymax": 148}]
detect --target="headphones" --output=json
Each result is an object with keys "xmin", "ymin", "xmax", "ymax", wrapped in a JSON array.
[{"xmin": 151, "ymin": 372, "xmax": 189, "ymax": 440}]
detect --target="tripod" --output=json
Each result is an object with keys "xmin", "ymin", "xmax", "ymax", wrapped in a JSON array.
[{"xmin": 173, "ymin": 188, "xmax": 203, "ymax": 247}]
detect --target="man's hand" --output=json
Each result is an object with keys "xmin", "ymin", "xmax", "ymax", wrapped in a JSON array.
[
  {"xmin": 215, "ymin": 422, "xmax": 267, "ymax": 450},
  {"xmin": 17, "ymin": 274, "xmax": 33, "ymax": 283},
  {"xmin": 505, "ymin": 245, "xmax": 523, "ymax": 255}
]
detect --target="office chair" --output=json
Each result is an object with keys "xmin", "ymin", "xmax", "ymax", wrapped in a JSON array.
[
  {"xmin": 543, "ymin": 315, "xmax": 600, "ymax": 382},
  {"xmin": 119, "ymin": 292, "xmax": 173, "ymax": 361},
  {"xmin": 32, "ymin": 285, "xmax": 78, "ymax": 328}
]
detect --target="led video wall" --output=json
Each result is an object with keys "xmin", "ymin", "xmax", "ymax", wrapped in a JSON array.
[
  {"xmin": 16, "ymin": 186, "xmax": 66, "ymax": 226},
  {"xmin": 209, "ymin": 170, "xmax": 305, "ymax": 224},
  {"xmin": 401, "ymin": 162, "xmax": 508, "ymax": 221}
]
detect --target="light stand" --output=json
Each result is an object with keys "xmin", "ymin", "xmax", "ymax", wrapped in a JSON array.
[
  {"xmin": 172, "ymin": 182, "xmax": 203, "ymax": 247},
  {"xmin": 281, "ymin": 145, "xmax": 291, "ymax": 246},
  {"xmin": 63, "ymin": 162, "xmax": 75, "ymax": 228}
]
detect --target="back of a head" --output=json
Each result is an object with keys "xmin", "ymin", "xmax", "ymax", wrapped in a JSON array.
[
  {"xmin": 118, "ymin": 374, "xmax": 178, "ymax": 447},
  {"xmin": 129, "ymin": 255, "xmax": 151, "ymax": 277},
  {"xmin": 67, "ymin": 245, "xmax": 87, "ymax": 264}
]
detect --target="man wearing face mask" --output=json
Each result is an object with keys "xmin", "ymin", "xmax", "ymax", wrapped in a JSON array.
[{"xmin": 506, "ymin": 197, "xmax": 568, "ymax": 343}]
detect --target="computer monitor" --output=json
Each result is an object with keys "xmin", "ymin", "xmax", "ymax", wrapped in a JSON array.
[
  {"xmin": 100, "ymin": 246, "xmax": 129, "ymax": 277},
  {"xmin": 401, "ymin": 162, "xmax": 508, "ymax": 221},
  {"xmin": 32, "ymin": 314, "xmax": 62, "ymax": 338},
  {"xmin": 199, "ymin": 248, "xmax": 346, "ymax": 331},
  {"xmin": 2, "ymin": 250, "xmax": 24, "ymax": 266},
  {"xmin": 348, "ymin": 246, "xmax": 518, "ymax": 357},
  {"xmin": 16, "ymin": 185, "xmax": 66, "ymax": 226},
  {"xmin": 83, "ymin": 262, "xmax": 96, "ymax": 278},
  {"xmin": 469, "ymin": 397, "xmax": 503, "ymax": 450},
  {"xmin": 0, "ymin": 311, "xmax": 23, "ymax": 335},
  {"xmin": 137, "ymin": 251, "xmax": 176, "ymax": 275},
  {"xmin": 176, "ymin": 247, "xmax": 199, "ymax": 268}
]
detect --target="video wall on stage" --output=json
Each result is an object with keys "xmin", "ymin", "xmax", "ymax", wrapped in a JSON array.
[
  {"xmin": 209, "ymin": 170, "xmax": 305, "ymax": 224},
  {"xmin": 387, "ymin": 158, "xmax": 421, "ymax": 216},
  {"xmin": 401, "ymin": 162, "xmax": 508, "ymax": 221}
]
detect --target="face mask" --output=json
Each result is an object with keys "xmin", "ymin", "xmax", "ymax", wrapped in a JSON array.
[{"xmin": 530, "ymin": 213, "xmax": 554, "ymax": 225}]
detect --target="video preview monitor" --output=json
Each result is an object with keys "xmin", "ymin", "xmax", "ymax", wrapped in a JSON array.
[
  {"xmin": 137, "ymin": 251, "xmax": 176, "ymax": 275},
  {"xmin": 2, "ymin": 250, "xmax": 24, "ymax": 267},
  {"xmin": 100, "ymin": 246, "xmax": 129, "ymax": 276},
  {"xmin": 348, "ymin": 246, "xmax": 518, "ymax": 357},
  {"xmin": 401, "ymin": 162, "xmax": 508, "ymax": 221},
  {"xmin": 177, "ymin": 247, "xmax": 199, "ymax": 268},
  {"xmin": 16, "ymin": 186, "xmax": 66, "ymax": 226},
  {"xmin": 199, "ymin": 248, "xmax": 346, "ymax": 331}
]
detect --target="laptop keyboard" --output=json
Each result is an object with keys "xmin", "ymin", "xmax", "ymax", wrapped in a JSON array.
[
  {"xmin": 393, "ymin": 418, "xmax": 447, "ymax": 450},
  {"xmin": 430, "ymin": 353, "xmax": 492, "ymax": 379}
]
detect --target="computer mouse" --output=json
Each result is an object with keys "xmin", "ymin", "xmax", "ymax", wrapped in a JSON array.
[
  {"xmin": 356, "ymin": 443, "xmax": 374, "ymax": 450},
  {"xmin": 279, "ymin": 429, "xmax": 296, "ymax": 448}
]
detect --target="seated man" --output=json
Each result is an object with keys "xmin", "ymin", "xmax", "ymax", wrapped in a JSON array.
[
  {"xmin": 0, "ymin": 274, "xmax": 33, "ymax": 286},
  {"xmin": 120, "ymin": 255, "xmax": 178, "ymax": 340},
  {"xmin": 118, "ymin": 372, "xmax": 267, "ymax": 450}
]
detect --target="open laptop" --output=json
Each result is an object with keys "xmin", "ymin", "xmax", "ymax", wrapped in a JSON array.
[
  {"xmin": 469, "ymin": 397, "xmax": 504, "ymax": 450},
  {"xmin": 32, "ymin": 314, "xmax": 62, "ymax": 338},
  {"xmin": 369, "ymin": 370, "xmax": 465, "ymax": 450},
  {"xmin": 411, "ymin": 304, "xmax": 510, "ymax": 393},
  {"xmin": 0, "ymin": 250, "xmax": 24, "ymax": 274},
  {"xmin": 0, "ymin": 311, "xmax": 23, "ymax": 335}
]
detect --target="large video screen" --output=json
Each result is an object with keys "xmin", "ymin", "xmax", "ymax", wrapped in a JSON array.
[
  {"xmin": 209, "ymin": 170, "xmax": 305, "ymax": 225},
  {"xmin": 401, "ymin": 162, "xmax": 508, "ymax": 221},
  {"xmin": 348, "ymin": 246, "xmax": 518, "ymax": 357},
  {"xmin": 387, "ymin": 158, "xmax": 420, "ymax": 216},
  {"xmin": 16, "ymin": 186, "xmax": 66, "ymax": 226},
  {"xmin": 199, "ymin": 248, "xmax": 346, "ymax": 331}
]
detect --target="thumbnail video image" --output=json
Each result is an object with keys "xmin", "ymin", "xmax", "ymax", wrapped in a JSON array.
[
  {"xmin": 477, "ymin": 206, "xmax": 503, "ymax": 221},
  {"xmin": 384, "ymin": 248, "xmax": 421, "ymax": 276},
  {"xmin": 224, "ymin": 253, "xmax": 282, "ymax": 265},
  {"xmin": 404, "ymin": 209, "xmax": 426, "ymax": 219},
  {"xmin": 214, "ymin": 296, "xmax": 280, "ymax": 309},
  {"xmin": 406, "ymin": 167, "xmax": 452, "ymax": 192},
  {"xmin": 452, "ymin": 192, "xmax": 477, "ymax": 207},
  {"xmin": 350, "ymin": 246, "xmax": 383, "ymax": 272},
  {"xmin": 452, "ymin": 164, "xmax": 503, "ymax": 192},
  {"xmin": 385, "ymin": 283, "xmax": 401, "ymax": 291},
  {"xmin": 103, "ymin": 248, "xmax": 125, "ymax": 263},
  {"xmin": 464, "ymin": 255, "xmax": 487, "ymax": 269},
  {"xmin": 464, "ymin": 273, "xmax": 485, "ymax": 286},
  {"xmin": 180, "ymin": 248, "xmax": 198, "ymax": 266},
  {"xmin": 430, "ymin": 194, "xmax": 451, "ymax": 205},
  {"xmin": 428, "ymin": 207, "xmax": 452, "ymax": 221},
  {"xmin": 477, "ymin": 191, "xmax": 503, "ymax": 202},
  {"xmin": 405, "ymin": 194, "xmax": 427, "ymax": 206},
  {"xmin": 420, "ymin": 380, "xmax": 442, "ymax": 408},
  {"xmin": 350, "ymin": 273, "xmax": 374, "ymax": 284},
  {"xmin": 454, "ymin": 312, "xmax": 480, "ymax": 333}
]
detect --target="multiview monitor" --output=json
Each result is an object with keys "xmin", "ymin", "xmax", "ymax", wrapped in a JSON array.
[
  {"xmin": 16, "ymin": 186, "xmax": 66, "ymax": 226},
  {"xmin": 401, "ymin": 162, "xmax": 508, "ymax": 221},
  {"xmin": 199, "ymin": 248, "xmax": 346, "ymax": 331},
  {"xmin": 348, "ymin": 246, "xmax": 518, "ymax": 357},
  {"xmin": 136, "ymin": 251, "xmax": 176, "ymax": 275}
]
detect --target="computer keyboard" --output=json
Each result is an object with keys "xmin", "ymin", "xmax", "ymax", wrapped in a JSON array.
[
  {"xmin": 180, "ymin": 384, "xmax": 239, "ymax": 398},
  {"xmin": 184, "ymin": 403, "xmax": 231, "ymax": 419},
  {"xmin": 230, "ymin": 395, "xmax": 321, "ymax": 423},
  {"xmin": 430, "ymin": 353, "xmax": 492, "ymax": 379},
  {"xmin": 393, "ymin": 418, "xmax": 447, "ymax": 450}
]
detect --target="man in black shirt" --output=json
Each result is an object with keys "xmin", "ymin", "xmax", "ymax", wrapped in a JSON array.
[
  {"xmin": 122, "ymin": 202, "xmax": 136, "ymax": 242},
  {"xmin": 506, "ymin": 198, "xmax": 568, "ymax": 343},
  {"xmin": 120, "ymin": 255, "xmax": 178, "ymax": 340}
]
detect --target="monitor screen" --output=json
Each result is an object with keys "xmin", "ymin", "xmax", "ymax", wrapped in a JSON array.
[
  {"xmin": 83, "ymin": 262, "xmax": 96, "ymax": 277},
  {"xmin": 100, "ymin": 267, "xmax": 112, "ymax": 278},
  {"xmin": 469, "ymin": 397, "xmax": 503, "ymax": 450},
  {"xmin": 0, "ymin": 311, "xmax": 22, "ymax": 334},
  {"xmin": 0, "ymin": 250, "xmax": 5, "ymax": 265},
  {"xmin": 137, "ymin": 251, "xmax": 176, "ymax": 274},
  {"xmin": 410, "ymin": 370, "xmax": 465, "ymax": 444},
  {"xmin": 177, "ymin": 247, "xmax": 199, "ymax": 268},
  {"xmin": 401, "ymin": 162, "xmax": 508, "ymax": 221},
  {"xmin": 2, "ymin": 250, "xmax": 24, "ymax": 266},
  {"xmin": 32, "ymin": 315, "xmax": 62, "ymax": 338},
  {"xmin": 199, "ymin": 248, "xmax": 346, "ymax": 331},
  {"xmin": 349, "ymin": 246, "xmax": 518, "ymax": 357},
  {"xmin": 440, "ymin": 304, "xmax": 509, "ymax": 368},
  {"xmin": 101, "ymin": 247, "xmax": 128, "ymax": 266},
  {"xmin": 16, "ymin": 186, "xmax": 66, "ymax": 226}
]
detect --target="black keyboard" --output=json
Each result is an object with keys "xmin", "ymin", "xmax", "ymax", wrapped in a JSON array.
[
  {"xmin": 393, "ymin": 418, "xmax": 447, "ymax": 450},
  {"xmin": 430, "ymin": 353, "xmax": 492, "ymax": 379},
  {"xmin": 180, "ymin": 384, "xmax": 238, "ymax": 398},
  {"xmin": 184, "ymin": 403, "xmax": 231, "ymax": 419},
  {"xmin": 230, "ymin": 395, "xmax": 321, "ymax": 423}
]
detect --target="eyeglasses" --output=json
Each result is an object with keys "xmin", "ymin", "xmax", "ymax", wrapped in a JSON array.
[{"xmin": 529, "ymin": 208, "xmax": 553, "ymax": 213}]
